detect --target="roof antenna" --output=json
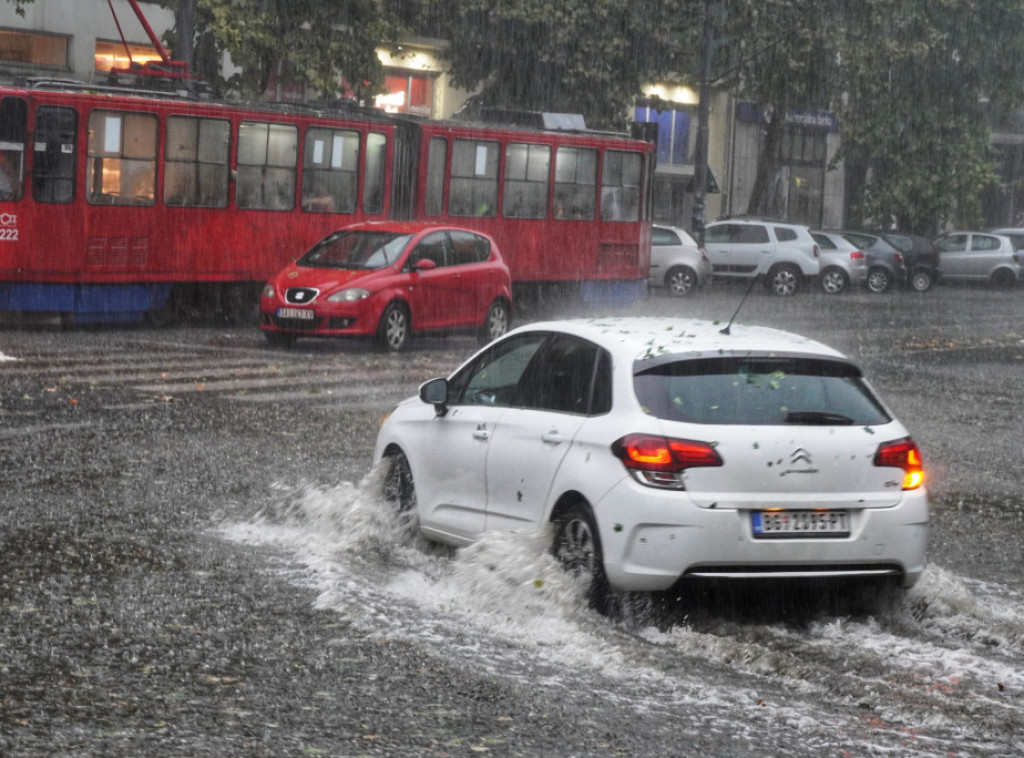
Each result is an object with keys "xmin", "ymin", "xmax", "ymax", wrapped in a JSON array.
[{"xmin": 720, "ymin": 274, "xmax": 760, "ymax": 335}]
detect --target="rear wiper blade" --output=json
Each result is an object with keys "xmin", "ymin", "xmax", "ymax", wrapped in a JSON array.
[{"xmin": 784, "ymin": 411, "xmax": 854, "ymax": 426}]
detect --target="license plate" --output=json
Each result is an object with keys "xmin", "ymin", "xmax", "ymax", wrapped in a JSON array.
[
  {"xmin": 278, "ymin": 307, "xmax": 315, "ymax": 320},
  {"xmin": 751, "ymin": 510, "xmax": 850, "ymax": 539}
]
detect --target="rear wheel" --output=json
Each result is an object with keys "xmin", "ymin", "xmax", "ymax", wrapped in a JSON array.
[
  {"xmin": 478, "ymin": 299, "xmax": 510, "ymax": 344},
  {"xmin": 766, "ymin": 264, "xmax": 801, "ymax": 296},
  {"xmin": 819, "ymin": 266, "xmax": 849, "ymax": 295},
  {"xmin": 552, "ymin": 502, "xmax": 611, "ymax": 612},
  {"xmin": 866, "ymin": 266, "xmax": 893, "ymax": 294},
  {"xmin": 665, "ymin": 266, "xmax": 698, "ymax": 296},
  {"xmin": 377, "ymin": 302, "xmax": 410, "ymax": 352},
  {"xmin": 992, "ymin": 268, "xmax": 1017, "ymax": 288}
]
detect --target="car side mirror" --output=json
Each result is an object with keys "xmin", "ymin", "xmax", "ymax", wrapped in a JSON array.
[
  {"xmin": 413, "ymin": 258, "xmax": 437, "ymax": 271},
  {"xmin": 419, "ymin": 377, "xmax": 449, "ymax": 417}
]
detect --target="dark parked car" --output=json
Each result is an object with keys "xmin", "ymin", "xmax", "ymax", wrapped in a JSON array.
[
  {"xmin": 874, "ymin": 232, "xmax": 939, "ymax": 292},
  {"xmin": 832, "ymin": 231, "xmax": 906, "ymax": 293}
]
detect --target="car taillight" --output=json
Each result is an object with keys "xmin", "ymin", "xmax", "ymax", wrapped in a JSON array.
[
  {"xmin": 874, "ymin": 438, "xmax": 924, "ymax": 490},
  {"xmin": 612, "ymin": 434, "xmax": 723, "ymax": 489},
  {"xmin": 850, "ymin": 251, "xmax": 865, "ymax": 261},
  {"xmin": 894, "ymin": 253, "xmax": 904, "ymax": 264}
]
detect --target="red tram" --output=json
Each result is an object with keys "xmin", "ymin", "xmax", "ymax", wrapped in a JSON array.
[{"xmin": 0, "ymin": 83, "xmax": 654, "ymax": 323}]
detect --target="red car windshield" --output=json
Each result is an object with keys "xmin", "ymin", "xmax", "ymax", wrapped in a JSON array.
[{"xmin": 298, "ymin": 231, "xmax": 413, "ymax": 270}]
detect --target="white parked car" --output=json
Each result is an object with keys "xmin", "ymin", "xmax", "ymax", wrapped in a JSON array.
[
  {"xmin": 703, "ymin": 218, "xmax": 820, "ymax": 296},
  {"xmin": 375, "ymin": 317, "xmax": 929, "ymax": 610},
  {"xmin": 648, "ymin": 224, "xmax": 711, "ymax": 296}
]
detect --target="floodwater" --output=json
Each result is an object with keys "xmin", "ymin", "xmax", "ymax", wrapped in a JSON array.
[{"xmin": 216, "ymin": 285, "xmax": 1024, "ymax": 757}]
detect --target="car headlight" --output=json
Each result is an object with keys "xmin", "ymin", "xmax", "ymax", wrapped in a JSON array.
[
  {"xmin": 261, "ymin": 283, "xmax": 275, "ymax": 298},
  {"xmin": 327, "ymin": 288, "xmax": 371, "ymax": 302}
]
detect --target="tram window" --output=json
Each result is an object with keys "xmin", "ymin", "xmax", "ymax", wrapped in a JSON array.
[
  {"xmin": 503, "ymin": 142, "xmax": 549, "ymax": 219},
  {"xmin": 164, "ymin": 116, "xmax": 229, "ymax": 208},
  {"xmin": 86, "ymin": 110, "xmax": 157, "ymax": 205},
  {"xmin": 237, "ymin": 121, "xmax": 297, "ymax": 211},
  {"xmin": 450, "ymin": 139, "xmax": 498, "ymax": 217},
  {"xmin": 424, "ymin": 136, "xmax": 446, "ymax": 217},
  {"xmin": 600, "ymin": 150, "xmax": 641, "ymax": 222},
  {"xmin": 554, "ymin": 146, "xmax": 596, "ymax": 220},
  {"xmin": 0, "ymin": 96, "xmax": 26, "ymax": 202},
  {"xmin": 364, "ymin": 132, "xmax": 387, "ymax": 215},
  {"xmin": 302, "ymin": 127, "xmax": 359, "ymax": 213},
  {"xmin": 33, "ymin": 105, "xmax": 76, "ymax": 204}
]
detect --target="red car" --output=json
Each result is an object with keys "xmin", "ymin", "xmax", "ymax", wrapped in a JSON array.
[{"xmin": 259, "ymin": 222, "xmax": 513, "ymax": 351}]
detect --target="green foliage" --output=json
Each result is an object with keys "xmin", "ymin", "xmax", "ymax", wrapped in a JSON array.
[
  {"xmin": 4, "ymin": 0, "xmax": 33, "ymax": 17},
  {"xmin": 161, "ymin": 0, "xmax": 401, "ymax": 100},
  {"xmin": 430, "ymin": 0, "xmax": 703, "ymax": 129}
]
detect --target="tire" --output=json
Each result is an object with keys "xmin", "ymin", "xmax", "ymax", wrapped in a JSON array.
[
  {"xmin": 910, "ymin": 268, "xmax": 934, "ymax": 292},
  {"xmin": 552, "ymin": 502, "xmax": 611, "ymax": 612},
  {"xmin": 765, "ymin": 264, "xmax": 801, "ymax": 296},
  {"xmin": 377, "ymin": 301, "xmax": 410, "ymax": 352},
  {"xmin": 819, "ymin": 266, "xmax": 849, "ymax": 295},
  {"xmin": 478, "ymin": 299, "xmax": 511, "ymax": 344},
  {"xmin": 382, "ymin": 449, "xmax": 418, "ymax": 533},
  {"xmin": 264, "ymin": 331, "xmax": 296, "ymax": 349},
  {"xmin": 866, "ymin": 266, "xmax": 893, "ymax": 294},
  {"xmin": 992, "ymin": 268, "xmax": 1017, "ymax": 288},
  {"xmin": 665, "ymin": 266, "xmax": 698, "ymax": 297}
]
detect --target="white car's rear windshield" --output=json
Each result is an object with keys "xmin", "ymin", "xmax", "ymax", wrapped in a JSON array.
[{"xmin": 633, "ymin": 356, "xmax": 891, "ymax": 426}]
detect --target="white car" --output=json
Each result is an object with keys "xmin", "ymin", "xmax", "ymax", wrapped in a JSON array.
[
  {"xmin": 704, "ymin": 219, "xmax": 820, "ymax": 296},
  {"xmin": 648, "ymin": 224, "xmax": 711, "ymax": 296},
  {"xmin": 375, "ymin": 317, "xmax": 929, "ymax": 609}
]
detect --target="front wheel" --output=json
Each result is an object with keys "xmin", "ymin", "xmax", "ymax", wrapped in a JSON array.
[
  {"xmin": 765, "ymin": 264, "xmax": 801, "ymax": 296},
  {"xmin": 909, "ymin": 268, "xmax": 934, "ymax": 292},
  {"xmin": 478, "ymin": 299, "xmax": 511, "ymax": 344},
  {"xmin": 377, "ymin": 302, "xmax": 410, "ymax": 352},
  {"xmin": 665, "ymin": 266, "xmax": 698, "ymax": 296},
  {"xmin": 866, "ymin": 267, "xmax": 893, "ymax": 294},
  {"xmin": 552, "ymin": 502, "xmax": 611, "ymax": 612},
  {"xmin": 383, "ymin": 449, "xmax": 418, "ymax": 534}
]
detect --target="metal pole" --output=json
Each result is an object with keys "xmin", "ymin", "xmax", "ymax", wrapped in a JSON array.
[{"xmin": 691, "ymin": 0, "xmax": 714, "ymax": 247}]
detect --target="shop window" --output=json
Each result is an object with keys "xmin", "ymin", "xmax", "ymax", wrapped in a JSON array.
[
  {"xmin": 86, "ymin": 110, "xmax": 157, "ymax": 205},
  {"xmin": 377, "ymin": 73, "xmax": 435, "ymax": 117},
  {"xmin": 0, "ymin": 29, "xmax": 68, "ymax": 68},
  {"xmin": 164, "ymin": 116, "xmax": 230, "ymax": 207},
  {"xmin": 634, "ymin": 106, "xmax": 692, "ymax": 166},
  {"xmin": 95, "ymin": 40, "xmax": 161, "ymax": 73}
]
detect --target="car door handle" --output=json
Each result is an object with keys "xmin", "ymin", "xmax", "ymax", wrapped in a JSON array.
[
  {"xmin": 473, "ymin": 424, "xmax": 490, "ymax": 441},
  {"xmin": 541, "ymin": 430, "xmax": 565, "ymax": 444}
]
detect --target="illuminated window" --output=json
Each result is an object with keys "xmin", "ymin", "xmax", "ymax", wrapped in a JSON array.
[
  {"xmin": 94, "ymin": 40, "xmax": 162, "ymax": 73},
  {"xmin": 0, "ymin": 29, "xmax": 68, "ymax": 68},
  {"xmin": 86, "ymin": 109, "xmax": 157, "ymax": 205},
  {"xmin": 377, "ymin": 72, "xmax": 434, "ymax": 117}
]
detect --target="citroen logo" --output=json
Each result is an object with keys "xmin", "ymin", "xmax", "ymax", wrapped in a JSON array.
[{"xmin": 790, "ymin": 448, "xmax": 812, "ymax": 465}]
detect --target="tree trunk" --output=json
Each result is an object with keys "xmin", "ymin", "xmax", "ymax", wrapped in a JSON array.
[{"xmin": 746, "ymin": 109, "xmax": 786, "ymax": 218}]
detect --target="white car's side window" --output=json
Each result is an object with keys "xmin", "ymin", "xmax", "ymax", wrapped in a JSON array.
[{"xmin": 450, "ymin": 333, "xmax": 548, "ymax": 407}]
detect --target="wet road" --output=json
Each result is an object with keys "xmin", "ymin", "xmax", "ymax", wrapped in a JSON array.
[{"xmin": 1, "ymin": 282, "xmax": 1023, "ymax": 757}]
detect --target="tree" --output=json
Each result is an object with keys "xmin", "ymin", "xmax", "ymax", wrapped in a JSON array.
[
  {"xmin": 160, "ymin": 0, "xmax": 402, "ymax": 101},
  {"xmin": 4, "ymin": 0, "xmax": 33, "ymax": 15},
  {"xmin": 834, "ymin": 0, "xmax": 1024, "ymax": 233},
  {"xmin": 710, "ymin": 0, "xmax": 845, "ymax": 217},
  {"xmin": 431, "ymin": 0, "xmax": 703, "ymax": 129}
]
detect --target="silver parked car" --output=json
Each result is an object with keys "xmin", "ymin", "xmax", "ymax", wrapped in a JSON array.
[
  {"xmin": 811, "ymin": 231, "xmax": 868, "ymax": 294},
  {"xmin": 648, "ymin": 224, "xmax": 711, "ymax": 296},
  {"xmin": 934, "ymin": 231, "xmax": 1023, "ymax": 287}
]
